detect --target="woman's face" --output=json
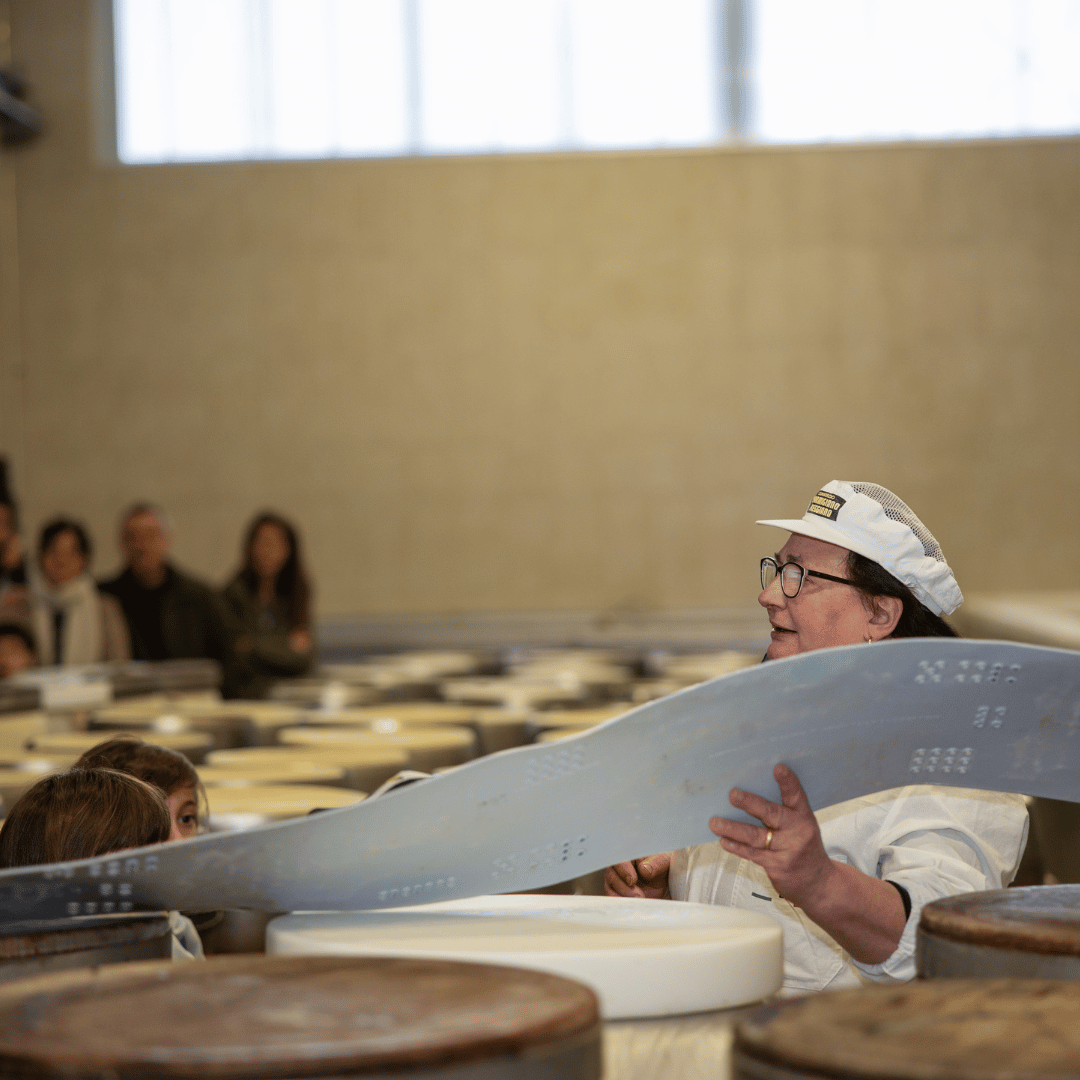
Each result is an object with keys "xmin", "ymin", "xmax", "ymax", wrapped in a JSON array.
[
  {"xmin": 41, "ymin": 529, "xmax": 87, "ymax": 588},
  {"xmin": 167, "ymin": 785, "xmax": 200, "ymax": 840},
  {"xmin": 251, "ymin": 522, "xmax": 291, "ymax": 582},
  {"xmin": 0, "ymin": 632, "xmax": 36, "ymax": 677},
  {"xmin": 759, "ymin": 534, "xmax": 879, "ymax": 660}
]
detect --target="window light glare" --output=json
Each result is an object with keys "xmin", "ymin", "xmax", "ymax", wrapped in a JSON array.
[{"xmin": 113, "ymin": 0, "xmax": 1080, "ymax": 166}]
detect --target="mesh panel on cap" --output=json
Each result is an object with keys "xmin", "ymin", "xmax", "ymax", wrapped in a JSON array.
[{"xmin": 845, "ymin": 482, "xmax": 946, "ymax": 563}]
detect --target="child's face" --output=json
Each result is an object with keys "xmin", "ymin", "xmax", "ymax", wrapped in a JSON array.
[{"xmin": 167, "ymin": 785, "xmax": 200, "ymax": 840}]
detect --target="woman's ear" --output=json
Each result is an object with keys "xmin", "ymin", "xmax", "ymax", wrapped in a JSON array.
[{"xmin": 869, "ymin": 595, "xmax": 903, "ymax": 639}]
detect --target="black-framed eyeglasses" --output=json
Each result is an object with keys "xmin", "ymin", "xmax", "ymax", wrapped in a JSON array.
[{"xmin": 760, "ymin": 557, "xmax": 859, "ymax": 599}]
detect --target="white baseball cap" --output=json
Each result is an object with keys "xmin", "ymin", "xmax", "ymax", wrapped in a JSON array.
[{"xmin": 756, "ymin": 480, "xmax": 963, "ymax": 616}]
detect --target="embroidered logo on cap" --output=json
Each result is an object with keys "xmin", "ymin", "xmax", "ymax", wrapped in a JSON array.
[{"xmin": 807, "ymin": 490, "xmax": 846, "ymax": 521}]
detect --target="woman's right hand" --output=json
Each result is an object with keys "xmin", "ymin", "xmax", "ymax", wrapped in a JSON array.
[{"xmin": 604, "ymin": 853, "xmax": 671, "ymax": 899}]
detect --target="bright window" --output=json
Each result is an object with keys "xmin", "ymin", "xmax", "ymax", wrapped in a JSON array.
[
  {"xmin": 113, "ymin": 0, "xmax": 1080, "ymax": 165},
  {"xmin": 114, "ymin": 0, "xmax": 721, "ymax": 163},
  {"xmin": 752, "ymin": 0, "xmax": 1080, "ymax": 143}
]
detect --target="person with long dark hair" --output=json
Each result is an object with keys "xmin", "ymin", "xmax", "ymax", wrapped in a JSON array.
[{"xmin": 222, "ymin": 511, "xmax": 313, "ymax": 699}]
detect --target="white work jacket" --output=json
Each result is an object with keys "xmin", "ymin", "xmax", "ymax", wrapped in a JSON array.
[{"xmin": 669, "ymin": 785, "xmax": 1029, "ymax": 993}]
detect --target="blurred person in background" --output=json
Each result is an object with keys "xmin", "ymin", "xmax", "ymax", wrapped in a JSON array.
[
  {"xmin": 0, "ymin": 460, "xmax": 28, "ymax": 620},
  {"xmin": 99, "ymin": 504, "xmax": 235, "ymax": 683},
  {"xmin": 0, "ymin": 622, "xmax": 37, "ymax": 678},
  {"xmin": 29, "ymin": 518, "xmax": 130, "ymax": 665},
  {"xmin": 222, "ymin": 511, "xmax": 313, "ymax": 699}
]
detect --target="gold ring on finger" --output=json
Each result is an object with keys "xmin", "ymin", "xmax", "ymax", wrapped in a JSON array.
[{"xmin": 764, "ymin": 828, "xmax": 773, "ymax": 851}]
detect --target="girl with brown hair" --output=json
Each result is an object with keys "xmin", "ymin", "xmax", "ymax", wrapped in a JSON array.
[
  {"xmin": 1, "ymin": 743, "xmax": 206, "ymax": 959},
  {"xmin": 72, "ymin": 734, "xmax": 203, "ymax": 840},
  {"xmin": 0, "ymin": 768, "xmax": 170, "ymax": 868}
]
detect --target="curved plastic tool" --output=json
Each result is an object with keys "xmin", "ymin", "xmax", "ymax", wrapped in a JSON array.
[{"xmin": 1, "ymin": 638, "xmax": 1077, "ymax": 921}]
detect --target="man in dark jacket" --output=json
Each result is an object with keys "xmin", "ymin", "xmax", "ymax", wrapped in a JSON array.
[{"xmin": 99, "ymin": 504, "xmax": 235, "ymax": 675}]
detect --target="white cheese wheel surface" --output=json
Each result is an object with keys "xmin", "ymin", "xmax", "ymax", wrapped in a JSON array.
[{"xmin": 267, "ymin": 894, "xmax": 781, "ymax": 1019}]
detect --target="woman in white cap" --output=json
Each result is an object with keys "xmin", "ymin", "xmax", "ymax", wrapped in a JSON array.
[{"xmin": 606, "ymin": 481, "xmax": 1028, "ymax": 993}]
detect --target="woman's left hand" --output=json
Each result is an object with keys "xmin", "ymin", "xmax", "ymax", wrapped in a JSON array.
[
  {"xmin": 711, "ymin": 763, "xmax": 908, "ymax": 963},
  {"xmin": 710, "ymin": 763, "xmax": 835, "ymax": 908}
]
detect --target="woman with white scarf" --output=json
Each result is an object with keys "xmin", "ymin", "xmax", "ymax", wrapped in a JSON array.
[{"xmin": 30, "ymin": 519, "xmax": 130, "ymax": 666}]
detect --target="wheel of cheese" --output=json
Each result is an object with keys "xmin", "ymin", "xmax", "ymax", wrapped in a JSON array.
[
  {"xmin": 303, "ymin": 704, "xmax": 531, "ymax": 756},
  {"xmin": 0, "ymin": 752, "xmax": 79, "ymax": 771},
  {"xmin": 205, "ymin": 783, "xmax": 364, "ymax": 830},
  {"xmin": 269, "ymin": 680, "xmax": 378, "ymax": 708},
  {"xmin": 267, "ymin": 894, "xmax": 782, "ymax": 1019},
  {"xmin": 0, "ymin": 712, "xmax": 51, "ymax": 755},
  {"xmin": 26, "ymin": 730, "xmax": 214, "ymax": 764},
  {"xmin": 732, "ymin": 979, "xmax": 1080, "ymax": 1080},
  {"xmin": 206, "ymin": 745, "xmax": 408, "ymax": 792},
  {"xmin": 325, "ymin": 651, "xmax": 486, "ymax": 681},
  {"xmin": 470, "ymin": 708, "xmax": 531, "ymax": 754},
  {"xmin": 93, "ymin": 699, "xmax": 306, "ymax": 748},
  {"xmin": 508, "ymin": 657, "xmax": 631, "ymax": 691},
  {"xmin": 90, "ymin": 712, "xmax": 237, "ymax": 750},
  {"xmin": 530, "ymin": 705, "xmax": 633, "ymax": 730},
  {"xmin": 535, "ymin": 726, "xmax": 593, "ymax": 743},
  {"xmin": 628, "ymin": 676, "xmax": 692, "ymax": 702},
  {"xmin": 305, "ymin": 703, "xmax": 478, "ymax": 725},
  {"xmin": 278, "ymin": 724, "xmax": 477, "ymax": 771},
  {"xmin": 917, "ymin": 885, "xmax": 1080, "ymax": 979},
  {"xmin": 0, "ymin": 955, "xmax": 602, "ymax": 1078},
  {"xmin": 197, "ymin": 761, "xmax": 348, "ymax": 788},
  {"xmin": 657, "ymin": 651, "xmax": 760, "ymax": 683},
  {"xmin": 506, "ymin": 648, "xmax": 628, "ymax": 670},
  {"xmin": 298, "ymin": 662, "xmax": 438, "ymax": 697},
  {"xmin": 226, "ymin": 703, "xmax": 310, "ymax": 745},
  {"xmin": 440, "ymin": 676, "xmax": 586, "ymax": 710},
  {"xmin": 90, "ymin": 693, "xmax": 218, "ymax": 721}
]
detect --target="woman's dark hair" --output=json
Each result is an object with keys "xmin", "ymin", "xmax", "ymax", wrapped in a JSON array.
[
  {"xmin": 38, "ymin": 517, "xmax": 92, "ymax": 562},
  {"xmin": 847, "ymin": 552, "xmax": 960, "ymax": 639},
  {"xmin": 0, "ymin": 768, "xmax": 171, "ymax": 868},
  {"xmin": 239, "ymin": 511, "xmax": 310, "ymax": 629},
  {"xmin": 73, "ymin": 734, "xmax": 200, "ymax": 799}
]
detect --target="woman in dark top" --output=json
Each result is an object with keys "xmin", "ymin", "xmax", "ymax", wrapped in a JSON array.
[{"xmin": 222, "ymin": 512, "xmax": 313, "ymax": 699}]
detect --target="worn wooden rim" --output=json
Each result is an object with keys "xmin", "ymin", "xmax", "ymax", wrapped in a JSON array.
[
  {"xmin": 919, "ymin": 886, "xmax": 1080, "ymax": 956},
  {"xmin": 0, "ymin": 914, "xmax": 171, "ymax": 961},
  {"xmin": 0, "ymin": 954, "xmax": 600, "ymax": 1079},
  {"xmin": 734, "ymin": 979, "xmax": 1080, "ymax": 1080}
]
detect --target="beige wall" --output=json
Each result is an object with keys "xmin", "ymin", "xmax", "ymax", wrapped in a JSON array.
[{"xmin": 2, "ymin": 0, "xmax": 1079, "ymax": 619}]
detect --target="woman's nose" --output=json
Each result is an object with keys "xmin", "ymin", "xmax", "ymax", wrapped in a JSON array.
[{"xmin": 758, "ymin": 575, "xmax": 786, "ymax": 609}]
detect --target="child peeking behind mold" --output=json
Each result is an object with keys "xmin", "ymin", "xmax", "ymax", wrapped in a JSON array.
[
  {"xmin": 72, "ymin": 734, "xmax": 204, "ymax": 841},
  {"xmin": 0, "ymin": 765, "xmax": 205, "ymax": 959}
]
